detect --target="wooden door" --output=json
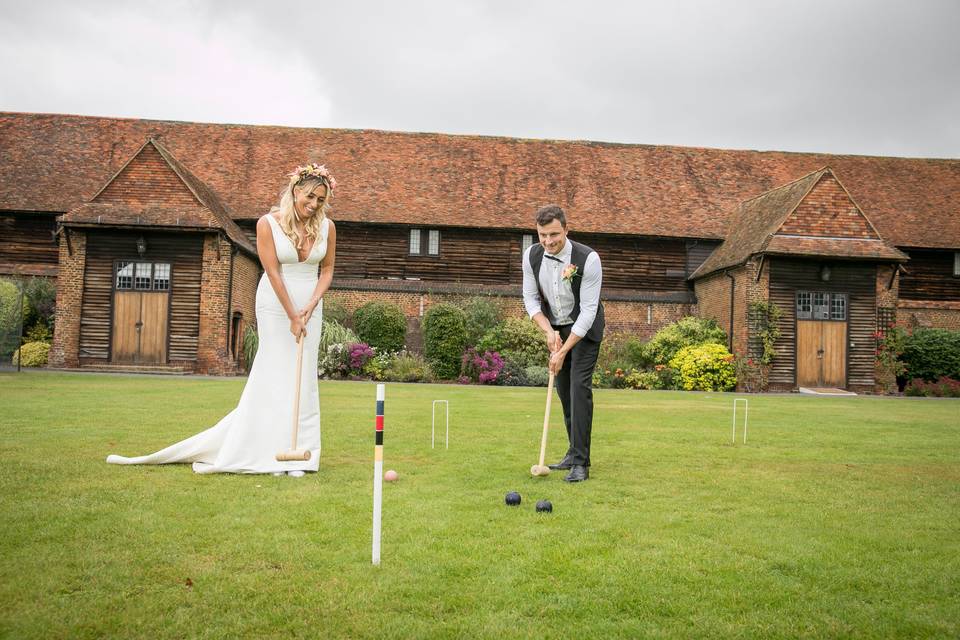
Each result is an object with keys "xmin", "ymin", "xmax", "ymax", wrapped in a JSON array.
[
  {"xmin": 821, "ymin": 322, "xmax": 847, "ymax": 387},
  {"xmin": 796, "ymin": 319, "xmax": 846, "ymax": 388},
  {"xmin": 112, "ymin": 292, "xmax": 169, "ymax": 364},
  {"xmin": 797, "ymin": 320, "xmax": 820, "ymax": 387},
  {"xmin": 112, "ymin": 292, "xmax": 140, "ymax": 363}
]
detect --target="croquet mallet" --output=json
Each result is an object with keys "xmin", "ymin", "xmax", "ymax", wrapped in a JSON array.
[
  {"xmin": 276, "ymin": 334, "xmax": 311, "ymax": 462},
  {"xmin": 530, "ymin": 370, "xmax": 556, "ymax": 476}
]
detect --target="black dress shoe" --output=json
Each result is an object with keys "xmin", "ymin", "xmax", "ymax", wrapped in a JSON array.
[
  {"xmin": 563, "ymin": 465, "xmax": 589, "ymax": 482},
  {"xmin": 548, "ymin": 455, "xmax": 574, "ymax": 470}
]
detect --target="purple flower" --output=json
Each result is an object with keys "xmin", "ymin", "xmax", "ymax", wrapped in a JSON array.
[
  {"xmin": 460, "ymin": 347, "xmax": 504, "ymax": 385},
  {"xmin": 348, "ymin": 343, "xmax": 374, "ymax": 371}
]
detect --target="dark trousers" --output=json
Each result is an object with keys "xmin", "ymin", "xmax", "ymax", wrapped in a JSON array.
[{"xmin": 554, "ymin": 324, "xmax": 601, "ymax": 467}]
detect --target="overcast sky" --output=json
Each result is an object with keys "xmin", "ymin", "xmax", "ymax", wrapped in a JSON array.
[{"xmin": 1, "ymin": 0, "xmax": 958, "ymax": 158}]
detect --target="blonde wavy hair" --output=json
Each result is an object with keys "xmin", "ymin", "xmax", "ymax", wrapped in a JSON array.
[{"xmin": 270, "ymin": 169, "xmax": 334, "ymax": 252}]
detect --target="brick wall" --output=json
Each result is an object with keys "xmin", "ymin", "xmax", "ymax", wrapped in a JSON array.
[
  {"xmin": 779, "ymin": 174, "xmax": 878, "ymax": 239},
  {"xmin": 897, "ymin": 300, "xmax": 960, "ymax": 331},
  {"xmin": 229, "ymin": 250, "xmax": 260, "ymax": 366},
  {"xmin": 693, "ymin": 266, "xmax": 753, "ymax": 355},
  {"xmin": 48, "ymin": 231, "xmax": 86, "ymax": 368},
  {"xmin": 692, "ymin": 256, "xmax": 771, "ymax": 367},
  {"xmin": 876, "ymin": 264, "xmax": 900, "ymax": 311},
  {"xmin": 196, "ymin": 234, "xmax": 234, "ymax": 374},
  {"xmin": 693, "ymin": 270, "xmax": 730, "ymax": 331},
  {"xmin": 604, "ymin": 301, "xmax": 693, "ymax": 339}
]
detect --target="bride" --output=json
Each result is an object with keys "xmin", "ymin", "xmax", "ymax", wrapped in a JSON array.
[{"xmin": 106, "ymin": 164, "xmax": 337, "ymax": 476}]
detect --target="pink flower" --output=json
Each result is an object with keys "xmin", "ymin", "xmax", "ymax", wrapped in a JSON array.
[
  {"xmin": 290, "ymin": 163, "xmax": 337, "ymax": 191},
  {"xmin": 561, "ymin": 264, "xmax": 579, "ymax": 282}
]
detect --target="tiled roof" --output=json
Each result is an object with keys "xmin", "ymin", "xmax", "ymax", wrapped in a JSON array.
[
  {"xmin": 763, "ymin": 236, "xmax": 907, "ymax": 261},
  {"xmin": 691, "ymin": 170, "xmax": 823, "ymax": 278},
  {"xmin": 691, "ymin": 169, "xmax": 908, "ymax": 278},
  {"xmin": 1, "ymin": 112, "xmax": 959, "ymax": 248},
  {"xmin": 61, "ymin": 138, "xmax": 256, "ymax": 255}
]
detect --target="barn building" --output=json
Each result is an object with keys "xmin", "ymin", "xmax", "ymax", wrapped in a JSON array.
[{"xmin": 1, "ymin": 112, "xmax": 957, "ymax": 389}]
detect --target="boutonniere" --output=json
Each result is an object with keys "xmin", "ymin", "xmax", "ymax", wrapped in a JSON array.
[{"xmin": 561, "ymin": 264, "xmax": 580, "ymax": 283}]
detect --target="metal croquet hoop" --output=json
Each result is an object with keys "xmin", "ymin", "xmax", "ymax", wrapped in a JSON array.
[
  {"xmin": 431, "ymin": 400, "xmax": 449, "ymax": 449},
  {"xmin": 732, "ymin": 398, "xmax": 749, "ymax": 444}
]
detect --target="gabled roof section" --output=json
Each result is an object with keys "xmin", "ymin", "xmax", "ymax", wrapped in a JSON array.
[
  {"xmin": 89, "ymin": 138, "xmax": 202, "ymax": 206},
  {"xmin": 62, "ymin": 138, "xmax": 256, "ymax": 255},
  {"xmin": 690, "ymin": 169, "xmax": 824, "ymax": 278},
  {"xmin": 691, "ymin": 168, "xmax": 907, "ymax": 279}
]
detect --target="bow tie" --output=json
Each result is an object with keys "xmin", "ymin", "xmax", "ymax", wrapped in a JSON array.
[{"xmin": 544, "ymin": 254, "xmax": 563, "ymax": 262}]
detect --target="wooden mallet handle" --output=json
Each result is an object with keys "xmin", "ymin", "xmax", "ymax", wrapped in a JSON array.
[
  {"xmin": 276, "ymin": 333, "xmax": 311, "ymax": 462},
  {"xmin": 290, "ymin": 334, "xmax": 305, "ymax": 451},
  {"xmin": 537, "ymin": 371, "xmax": 555, "ymax": 468}
]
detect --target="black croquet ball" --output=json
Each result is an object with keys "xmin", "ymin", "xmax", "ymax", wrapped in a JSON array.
[
  {"xmin": 504, "ymin": 491, "xmax": 521, "ymax": 506},
  {"xmin": 536, "ymin": 500, "xmax": 553, "ymax": 513}
]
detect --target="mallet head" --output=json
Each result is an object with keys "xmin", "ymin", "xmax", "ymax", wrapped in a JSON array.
[
  {"xmin": 530, "ymin": 464, "xmax": 551, "ymax": 477},
  {"xmin": 276, "ymin": 450, "xmax": 311, "ymax": 462}
]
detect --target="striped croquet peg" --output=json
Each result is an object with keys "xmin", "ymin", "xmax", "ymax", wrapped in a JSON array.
[{"xmin": 372, "ymin": 383, "xmax": 385, "ymax": 565}]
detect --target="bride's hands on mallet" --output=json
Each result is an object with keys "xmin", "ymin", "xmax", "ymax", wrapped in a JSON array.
[
  {"xmin": 289, "ymin": 315, "xmax": 307, "ymax": 340},
  {"xmin": 299, "ymin": 299, "xmax": 319, "ymax": 326}
]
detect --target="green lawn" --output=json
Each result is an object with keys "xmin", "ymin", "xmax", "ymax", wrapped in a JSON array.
[{"xmin": 1, "ymin": 372, "xmax": 958, "ymax": 639}]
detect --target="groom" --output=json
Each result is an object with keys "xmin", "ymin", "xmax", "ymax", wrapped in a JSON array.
[{"xmin": 522, "ymin": 205, "xmax": 604, "ymax": 482}]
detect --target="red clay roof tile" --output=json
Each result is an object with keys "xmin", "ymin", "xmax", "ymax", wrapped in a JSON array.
[{"xmin": 1, "ymin": 112, "xmax": 958, "ymax": 250}]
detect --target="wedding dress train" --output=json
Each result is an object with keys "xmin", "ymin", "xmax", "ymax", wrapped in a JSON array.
[{"xmin": 106, "ymin": 216, "xmax": 327, "ymax": 474}]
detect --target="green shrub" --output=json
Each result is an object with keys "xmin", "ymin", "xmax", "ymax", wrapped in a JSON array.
[
  {"xmin": 322, "ymin": 298, "xmax": 351, "ymax": 327},
  {"xmin": 524, "ymin": 365, "xmax": 550, "ymax": 387},
  {"xmin": 669, "ymin": 343, "xmax": 737, "ymax": 392},
  {"xmin": 353, "ymin": 301, "xmax": 406, "ymax": 353},
  {"xmin": 319, "ymin": 320, "xmax": 359, "ymax": 355},
  {"xmin": 0, "ymin": 279, "xmax": 23, "ymax": 337},
  {"xmin": 241, "ymin": 326, "xmax": 258, "ymax": 373},
  {"xmin": 904, "ymin": 376, "xmax": 960, "ymax": 397},
  {"xmin": 647, "ymin": 316, "xmax": 727, "ymax": 366},
  {"xmin": 624, "ymin": 369, "xmax": 659, "ymax": 390},
  {"xmin": 12, "ymin": 341, "xmax": 50, "ymax": 367},
  {"xmin": 461, "ymin": 297, "xmax": 504, "ymax": 348},
  {"xmin": 901, "ymin": 328, "xmax": 960, "ymax": 382},
  {"xmin": 596, "ymin": 333, "xmax": 649, "ymax": 385},
  {"xmin": 23, "ymin": 277, "xmax": 56, "ymax": 331},
  {"xmin": 25, "ymin": 322, "xmax": 52, "ymax": 342},
  {"xmin": 476, "ymin": 318, "xmax": 550, "ymax": 370},
  {"xmin": 423, "ymin": 303, "xmax": 468, "ymax": 379},
  {"xmin": 498, "ymin": 358, "xmax": 530, "ymax": 386},
  {"xmin": 362, "ymin": 350, "xmax": 393, "ymax": 381},
  {"xmin": 383, "ymin": 351, "xmax": 433, "ymax": 383},
  {"xmin": 318, "ymin": 344, "xmax": 348, "ymax": 379},
  {"xmin": 598, "ymin": 332, "xmax": 649, "ymax": 370}
]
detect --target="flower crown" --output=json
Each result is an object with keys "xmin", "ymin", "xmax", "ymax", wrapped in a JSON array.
[{"xmin": 289, "ymin": 163, "xmax": 337, "ymax": 192}]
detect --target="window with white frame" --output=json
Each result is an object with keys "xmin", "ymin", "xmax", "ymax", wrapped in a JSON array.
[
  {"xmin": 409, "ymin": 229, "xmax": 421, "ymax": 255},
  {"xmin": 116, "ymin": 261, "xmax": 134, "ymax": 290},
  {"xmin": 522, "ymin": 234, "xmax": 534, "ymax": 252},
  {"xmin": 796, "ymin": 291, "xmax": 846, "ymax": 321},
  {"xmin": 134, "ymin": 262, "xmax": 152, "ymax": 290},
  {"xmin": 116, "ymin": 261, "xmax": 171, "ymax": 291},
  {"xmin": 796, "ymin": 291, "xmax": 812, "ymax": 319},
  {"xmin": 153, "ymin": 263, "xmax": 171, "ymax": 290},
  {"xmin": 410, "ymin": 228, "xmax": 441, "ymax": 255},
  {"xmin": 954, "ymin": 251, "xmax": 960, "ymax": 276}
]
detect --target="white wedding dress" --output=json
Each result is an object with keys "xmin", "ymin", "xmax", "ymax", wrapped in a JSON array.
[{"xmin": 106, "ymin": 215, "xmax": 326, "ymax": 474}]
